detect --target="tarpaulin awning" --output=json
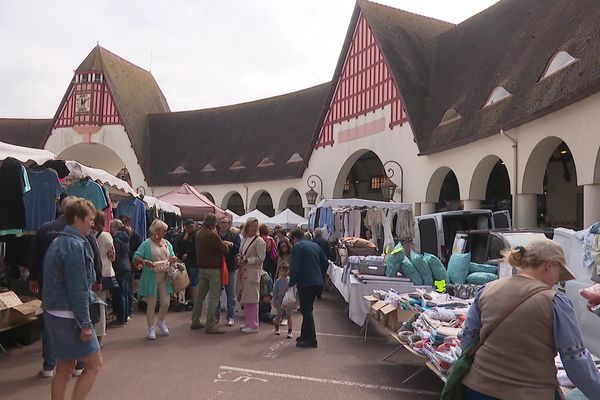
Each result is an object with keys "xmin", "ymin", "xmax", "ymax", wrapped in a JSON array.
[
  {"xmin": 0, "ymin": 141, "xmax": 56, "ymax": 164},
  {"xmin": 265, "ymin": 208, "xmax": 307, "ymax": 230},
  {"xmin": 158, "ymin": 183, "xmax": 224, "ymax": 219},
  {"xmin": 143, "ymin": 195, "xmax": 181, "ymax": 216},
  {"xmin": 65, "ymin": 160, "xmax": 138, "ymax": 198},
  {"xmin": 233, "ymin": 209, "xmax": 269, "ymax": 227}
]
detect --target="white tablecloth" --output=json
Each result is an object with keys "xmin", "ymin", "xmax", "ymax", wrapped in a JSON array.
[{"xmin": 327, "ymin": 263, "xmax": 431, "ymax": 326}]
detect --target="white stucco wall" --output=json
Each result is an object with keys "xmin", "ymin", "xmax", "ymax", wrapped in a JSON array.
[{"xmin": 45, "ymin": 125, "xmax": 149, "ymax": 191}]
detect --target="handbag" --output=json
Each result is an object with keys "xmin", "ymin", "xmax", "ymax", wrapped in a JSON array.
[
  {"xmin": 441, "ymin": 286, "xmax": 552, "ymax": 400},
  {"xmin": 169, "ymin": 262, "xmax": 190, "ymax": 292},
  {"xmin": 89, "ymin": 302, "xmax": 101, "ymax": 325},
  {"xmin": 221, "ymin": 256, "xmax": 229, "ymax": 286}
]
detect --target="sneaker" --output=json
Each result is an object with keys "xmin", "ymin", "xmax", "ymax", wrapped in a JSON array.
[
  {"xmin": 127, "ymin": 316, "xmax": 132, "ymax": 321},
  {"xmin": 205, "ymin": 326, "xmax": 225, "ymax": 334},
  {"xmin": 109, "ymin": 320, "xmax": 126, "ymax": 327},
  {"xmin": 72, "ymin": 367, "xmax": 84, "ymax": 377},
  {"xmin": 156, "ymin": 320, "xmax": 170, "ymax": 336},
  {"xmin": 273, "ymin": 327, "xmax": 280, "ymax": 335},
  {"xmin": 147, "ymin": 326, "xmax": 157, "ymax": 340},
  {"xmin": 40, "ymin": 369, "xmax": 55, "ymax": 378},
  {"xmin": 281, "ymin": 319, "xmax": 288, "ymax": 326},
  {"xmin": 287, "ymin": 331, "xmax": 293, "ymax": 339},
  {"xmin": 226, "ymin": 319, "xmax": 234, "ymax": 327},
  {"xmin": 240, "ymin": 327, "xmax": 258, "ymax": 334},
  {"xmin": 191, "ymin": 321, "xmax": 205, "ymax": 330},
  {"xmin": 239, "ymin": 325, "xmax": 247, "ymax": 330}
]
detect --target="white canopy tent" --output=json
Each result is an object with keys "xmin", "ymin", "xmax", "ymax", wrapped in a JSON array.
[
  {"xmin": 0, "ymin": 141, "xmax": 56, "ymax": 164},
  {"xmin": 225, "ymin": 209, "xmax": 239, "ymax": 219},
  {"xmin": 233, "ymin": 209, "xmax": 269, "ymax": 227},
  {"xmin": 265, "ymin": 208, "xmax": 308, "ymax": 230},
  {"xmin": 143, "ymin": 195, "xmax": 181, "ymax": 216}
]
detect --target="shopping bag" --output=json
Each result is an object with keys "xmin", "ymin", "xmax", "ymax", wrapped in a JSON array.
[
  {"xmin": 441, "ymin": 342, "xmax": 477, "ymax": 400},
  {"xmin": 170, "ymin": 263, "xmax": 190, "ymax": 292},
  {"xmin": 221, "ymin": 256, "xmax": 229, "ymax": 286},
  {"xmin": 282, "ymin": 286, "xmax": 299, "ymax": 310}
]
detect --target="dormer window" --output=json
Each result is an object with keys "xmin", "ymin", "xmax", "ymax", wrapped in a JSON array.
[
  {"xmin": 286, "ymin": 153, "xmax": 303, "ymax": 163},
  {"xmin": 229, "ymin": 161, "xmax": 246, "ymax": 170},
  {"xmin": 257, "ymin": 157, "xmax": 275, "ymax": 168},
  {"xmin": 540, "ymin": 51, "xmax": 577, "ymax": 80},
  {"xmin": 200, "ymin": 163, "xmax": 216, "ymax": 172},
  {"xmin": 483, "ymin": 86, "xmax": 511, "ymax": 108},
  {"xmin": 169, "ymin": 165, "xmax": 190, "ymax": 175},
  {"xmin": 438, "ymin": 108, "xmax": 461, "ymax": 126}
]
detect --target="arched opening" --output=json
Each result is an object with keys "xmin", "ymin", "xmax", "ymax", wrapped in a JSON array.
[
  {"xmin": 223, "ymin": 192, "xmax": 245, "ymax": 216},
  {"xmin": 255, "ymin": 191, "xmax": 275, "ymax": 217},
  {"xmin": 539, "ymin": 142, "xmax": 581, "ymax": 229},
  {"xmin": 334, "ymin": 150, "xmax": 385, "ymax": 201},
  {"xmin": 470, "ymin": 155, "xmax": 512, "ymax": 213},
  {"xmin": 279, "ymin": 188, "xmax": 304, "ymax": 217},
  {"xmin": 57, "ymin": 142, "xmax": 125, "ymax": 175},
  {"xmin": 201, "ymin": 192, "xmax": 215, "ymax": 204},
  {"xmin": 426, "ymin": 167, "xmax": 461, "ymax": 212},
  {"xmin": 522, "ymin": 138, "xmax": 582, "ymax": 229}
]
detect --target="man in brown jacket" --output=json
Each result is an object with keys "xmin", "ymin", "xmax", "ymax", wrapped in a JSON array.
[{"xmin": 191, "ymin": 213, "xmax": 229, "ymax": 333}]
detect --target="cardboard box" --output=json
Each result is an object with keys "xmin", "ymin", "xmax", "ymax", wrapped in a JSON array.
[
  {"xmin": 0, "ymin": 291, "xmax": 41, "ymax": 331},
  {"xmin": 387, "ymin": 309, "xmax": 418, "ymax": 332},
  {"xmin": 370, "ymin": 300, "xmax": 386, "ymax": 321},
  {"xmin": 379, "ymin": 304, "xmax": 397, "ymax": 327}
]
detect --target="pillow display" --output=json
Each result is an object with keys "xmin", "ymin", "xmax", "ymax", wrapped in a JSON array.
[
  {"xmin": 411, "ymin": 251, "xmax": 434, "ymax": 287},
  {"xmin": 447, "ymin": 252, "xmax": 471, "ymax": 284},
  {"xmin": 466, "ymin": 272, "xmax": 498, "ymax": 285},
  {"xmin": 423, "ymin": 252, "xmax": 447, "ymax": 282},
  {"xmin": 385, "ymin": 245, "xmax": 405, "ymax": 277},
  {"xmin": 468, "ymin": 262, "xmax": 498, "ymax": 275},
  {"xmin": 401, "ymin": 257, "xmax": 423, "ymax": 286}
]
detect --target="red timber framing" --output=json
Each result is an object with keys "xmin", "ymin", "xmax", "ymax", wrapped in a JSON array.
[
  {"xmin": 54, "ymin": 71, "xmax": 121, "ymax": 128},
  {"xmin": 315, "ymin": 13, "xmax": 408, "ymax": 148}
]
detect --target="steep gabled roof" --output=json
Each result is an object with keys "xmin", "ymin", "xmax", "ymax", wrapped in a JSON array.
[
  {"xmin": 46, "ymin": 46, "xmax": 170, "ymax": 174},
  {"xmin": 421, "ymin": 0, "xmax": 600, "ymax": 153},
  {"xmin": 0, "ymin": 118, "xmax": 52, "ymax": 148},
  {"xmin": 146, "ymin": 82, "xmax": 331, "ymax": 186}
]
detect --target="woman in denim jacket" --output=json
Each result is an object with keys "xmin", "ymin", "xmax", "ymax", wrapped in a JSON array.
[{"xmin": 42, "ymin": 198, "xmax": 103, "ymax": 400}]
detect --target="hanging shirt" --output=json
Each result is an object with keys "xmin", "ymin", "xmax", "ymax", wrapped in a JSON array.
[
  {"xmin": 102, "ymin": 186, "xmax": 113, "ymax": 232},
  {"xmin": 116, "ymin": 197, "xmax": 147, "ymax": 240},
  {"xmin": 67, "ymin": 179, "xmax": 108, "ymax": 210},
  {"xmin": 23, "ymin": 168, "xmax": 64, "ymax": 231}
]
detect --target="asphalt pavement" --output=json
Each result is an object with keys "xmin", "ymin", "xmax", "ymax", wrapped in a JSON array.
[{"xmin": 0, "ymin": 292, "xmax": 444, "ymax": 399}]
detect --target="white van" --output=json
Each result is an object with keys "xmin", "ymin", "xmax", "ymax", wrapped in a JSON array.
[
  {"xmin": 553, "ymin": 228, "xmax": 600, "ymax": 356},
  {"xmin": 414, "ymin": 209, "xmax": 511, "ymax": 264}
]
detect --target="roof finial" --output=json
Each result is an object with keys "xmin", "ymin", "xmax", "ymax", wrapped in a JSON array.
[{"xmin": 96, "ymin": 40, "xmax": 100, "ymax": 47}]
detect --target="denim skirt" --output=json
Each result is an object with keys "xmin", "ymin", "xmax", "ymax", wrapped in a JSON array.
[{"xmin": 44, "ymin": 313, "xmax": 100, "ymax": 360}]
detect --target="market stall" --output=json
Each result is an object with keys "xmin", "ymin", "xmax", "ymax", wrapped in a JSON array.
[
  {"xmin": 0, "ymin": 141, "xmax": 55, "ymax": 164},
  {"xmin": 158, "ymin": 183, "xmax": 225, "ymax": 220},
  {"xmin": 233, "ymin": 209, "xmax": 269, "ymax": 227},
  {"xmin": 264, "ymin": 208, "xmax": 307, "ymax": 230}
]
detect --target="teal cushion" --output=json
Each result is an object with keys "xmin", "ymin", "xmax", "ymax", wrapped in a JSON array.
[
  {"xmin": 447, "ymin": 253, "xmax": 471, "ymax": 284},
  {"xmin": 401, "ymin": 258, "xmax": 423, "ymax": 285},
  {"xmin": 468, "ymin": 262, "xmax": 498, "ymax": 275},
  {"xmin": 466, "ymin": 272, "xmax": 498, "ymax": 285},
  {"xmin": 423, "ymin": 252, "xmax": 447, "ymax": 282},
  {"xmin": 385, "ymin": 246, "xmax": 405, "ymax": 277},
  {"xmin": 411, "ymin": 251, "xmax": 434, "ymax": 287}
]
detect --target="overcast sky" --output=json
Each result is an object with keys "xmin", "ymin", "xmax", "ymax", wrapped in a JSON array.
[{"xmin": 0, "ymin": 0, "xmax": 498, "ymax": 118}]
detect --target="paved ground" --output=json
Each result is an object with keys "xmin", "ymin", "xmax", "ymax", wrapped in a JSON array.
[{"xmin": 0, "ymin": 292, "xmax": 444, "ymax": 399}]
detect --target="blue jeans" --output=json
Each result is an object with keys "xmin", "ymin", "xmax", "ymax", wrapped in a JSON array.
[
  {"xmin": 112, "ymin": 270, "xmax": 131, "ymax": 323},
  {"xmin": 216, "ymin": 269, "xmax": 237, "ymax": 321},
  {"xmin": 42, "ymin": 312, "xmax": 84, "ymax": 371},
  {"xmin": 298, "ymin": 285, "xmax": 322, "ymax": 343}
]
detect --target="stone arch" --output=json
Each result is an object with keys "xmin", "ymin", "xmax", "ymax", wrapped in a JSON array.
[
  {"xmin": 249, "ymin": 190, "xmax": 275, "ymax": 217},
  {"xmin": 278, "ymin": 188, "xmax": 304, "ymax": 216},
  {"xmin": 469, "ymin": 155, "xmax": 510, "ymax": 200},
  {"xmin": 425, "ymin": 167, "xmax": 461, "ymax": 211},
  {"xmin": 333, "ymin": 148, "xmax": 385, "ymax": 199},
  {"xmin": 521, "ymin": 136, "xmax": 565, "ymax": 194},
  {"xmin": 593, "ymin": 146, "xmax": 600, "ymax": 184},
  {"xmin": 201, "ymin": 192, "xmax": 215, "ymax": 203},
  {"xmin": 57, "ymin": 142, "xmax": 125, "ymax": 175},
  {"xmin": 221, "ymin": 191, "xmax": 245, "ymax": 216},
  {"xmin": 425, "ymin": 167, "xmax": 453, "ymax": 203}
]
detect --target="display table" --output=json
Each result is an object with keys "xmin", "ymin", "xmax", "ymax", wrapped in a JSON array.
[{"xmin": 327, "ymin": 263, "xmax": 431, "ymax": 326}]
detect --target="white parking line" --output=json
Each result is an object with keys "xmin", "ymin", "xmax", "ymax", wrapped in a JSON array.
[{"xmin": 218, "ymin": 366, "xmax": 441, "ymax": 396}]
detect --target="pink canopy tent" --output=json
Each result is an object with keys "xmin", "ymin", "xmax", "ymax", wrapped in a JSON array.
[{"xmin": 158, "ymin": 183, "xmax": 225, "ymax": 220}]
